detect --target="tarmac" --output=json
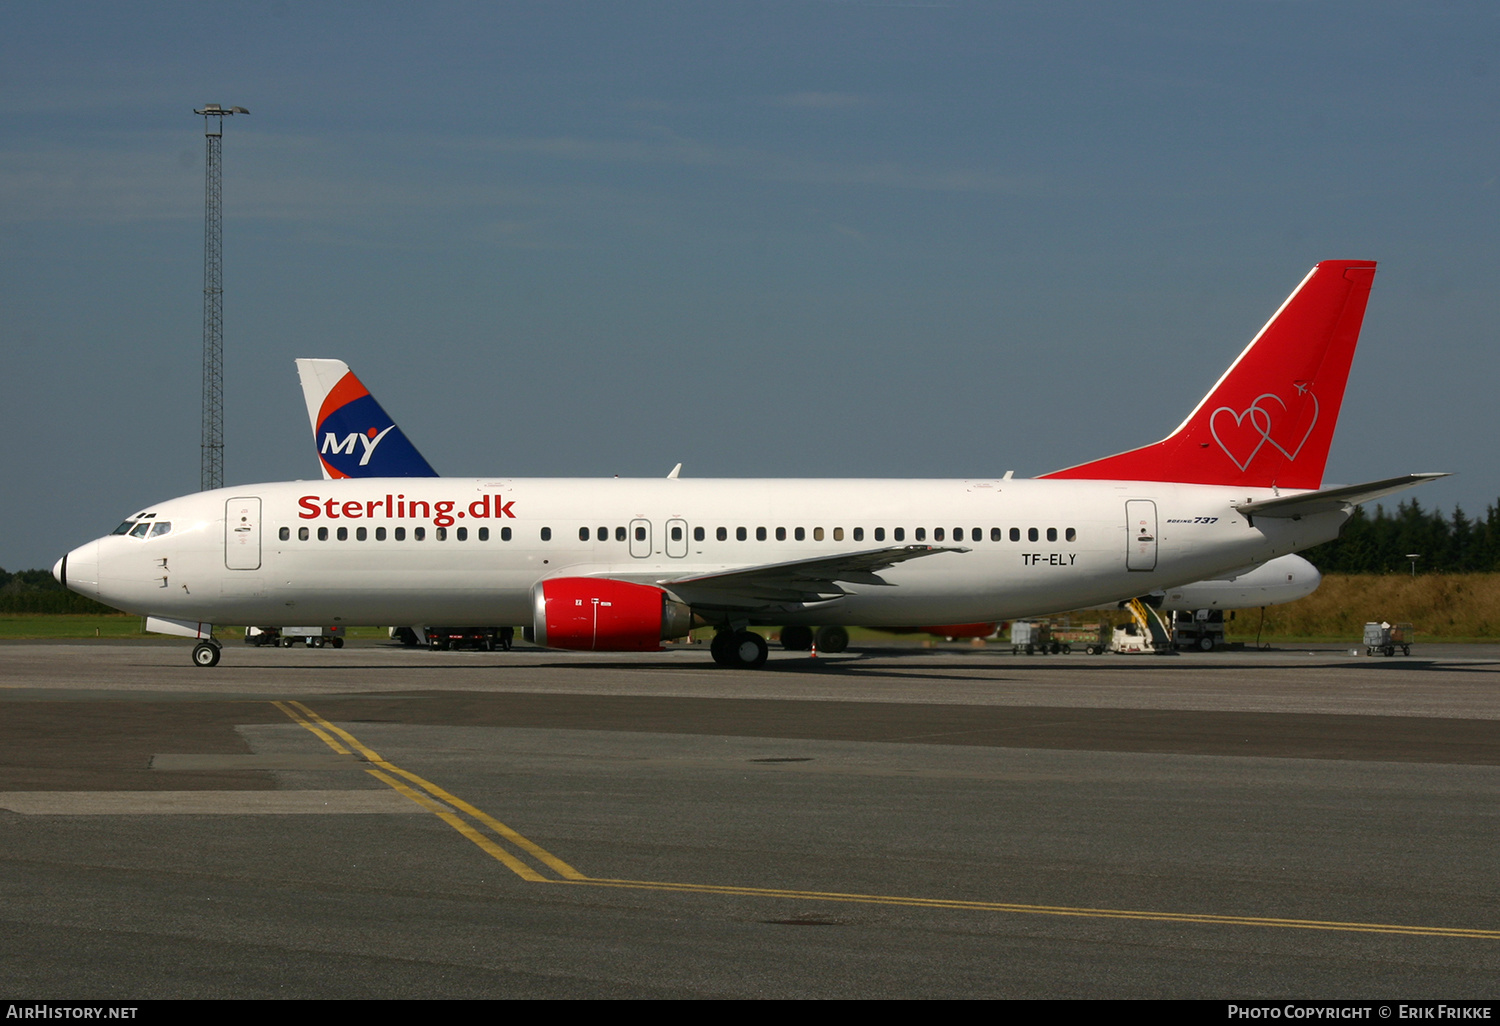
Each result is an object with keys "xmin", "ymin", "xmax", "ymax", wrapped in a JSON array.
[{"xmin": 2, "ymin": 639, "xmax": 1497, "ymax": 998}]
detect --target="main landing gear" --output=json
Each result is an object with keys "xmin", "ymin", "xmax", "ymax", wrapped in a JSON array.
[
  {"xmin": 710, "ymin": 629, "xmax": 769, "ymax": 669},
  {"xmin": 777, "ymin": 625, "xmax": 848, "ymax": 653},
  {"xmin": 708, "ymin": 624, "xmax": 849, "ymax": 667},
  {"xmin": 191, "ymin": 641, "xmax": 222, "ymax": 667}
]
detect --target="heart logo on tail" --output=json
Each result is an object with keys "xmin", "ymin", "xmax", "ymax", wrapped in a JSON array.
[{"xmin": 1209, "ymin": 388, "xmax": 1319, "ymax": 472}]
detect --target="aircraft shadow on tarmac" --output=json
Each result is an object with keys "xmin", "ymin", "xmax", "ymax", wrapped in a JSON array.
[{"xmin": 165, "ymin": 646, "xmax": 1500, "ymax": 681}]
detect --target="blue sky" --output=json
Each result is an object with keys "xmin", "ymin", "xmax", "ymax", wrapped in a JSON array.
[{"xmin": 3, "ymin": 2, "xmax": 1498, "ymax": 571}]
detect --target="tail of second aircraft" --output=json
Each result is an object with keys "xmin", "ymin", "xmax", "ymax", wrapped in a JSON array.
[
  {"xmin": 296, "ymin": 359, "xmax": 439, "ymax": 479},
  {"xmin": 1042, "ymin": 260, "xmax": 1377, "ymax": 491}
]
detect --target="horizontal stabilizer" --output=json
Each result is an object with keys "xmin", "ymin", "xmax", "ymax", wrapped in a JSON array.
[{"xmin": 1234, "ymin": 473, "xmax": 1449, "ymax": 519}]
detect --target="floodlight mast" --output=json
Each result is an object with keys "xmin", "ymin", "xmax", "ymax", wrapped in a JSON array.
[{"xmin": 193, "ymin": 104, "xmax": 249, "ymax": 491}]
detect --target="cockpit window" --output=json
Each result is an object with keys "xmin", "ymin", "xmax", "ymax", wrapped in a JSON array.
[
  {"xmin": 112, "ymin": 521, "xmax": 135, "ymax": 535},
  {"xmin": 148, "ymin": 522, "xmax": 172, "ymax": 539},
  {"xmin": 128, "ymin": 522, "xmax": 151, "ymax": 539}
]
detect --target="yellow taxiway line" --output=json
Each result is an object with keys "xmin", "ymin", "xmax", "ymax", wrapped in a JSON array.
[{"xmin": 273, "ymin": 700, "xmax": 1500, "ymax": 942}]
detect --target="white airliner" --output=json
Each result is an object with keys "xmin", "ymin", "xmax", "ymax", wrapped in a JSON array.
[
  {"xmin": 293, "ymin": 356, "xmax": 1324, "ymax": 647},
  {"xmin": 55, "ymin": 261, "xmax": 1442, "ymax": 667}
]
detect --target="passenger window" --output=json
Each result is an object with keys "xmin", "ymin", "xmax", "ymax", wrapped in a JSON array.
[
  {"xmin": 1047, "ymin": 528, "xmax": 1057, "ymax": 542},
  {"xmin": 435, "ymin": 528, "xmax": 446, "ymax": 541},
  {"xmin": 318, "ymin": 527, "xmax": 329, "ymax": 541},
  {"xmin": 717, "ymin": 527, "xmax": 727, "ymax": 541},
  {"xmin": 813, "ymin": 527, "xmax": 825, "ymax": 541},
  {"xmin": 736, "ymin": 527, "xmax": 747, "ymax": 541},
  {"xmin": 357, "ymin": 527, "xmax": 368, "ymax": 541},
  {"xmin": 377, "ymin": 527, "xmax": 387, "ymax": 541},
  {"xmin": 540, "ymin": 527, "xmax": 551, "ymax": 541},
  {"xmin": 915, "ymin": 528, "xmax": 926, "ymax": 542},
  {"xmin": 636, "ymin": 526, "xmax": 647, "ymax": 542},
  {"xmin": 299, "ymin": 527, "xmax": 309, "ymax": 541},
  {"xmin": 478, "ymin": 527, "xmax": 489, "ymax": 541},
  {"xmin": 756, "ymin": 527, "xmax": 766, "ymax": 541},
  {"xmin": 279, "ymin": 527, "xmax": 290, "ymax": 541},
  {"xmin": 129, "ymin": 522, "xmax": 151, "ymax": 539},
  {"xmin": 853, "ymin": 527, "xmax": 863, "ymax": 541},
  {"xmin": 935, "ymin": 528, "xmax": 945, "ymax": 542},
  {"xmin": 776, "ymin": 527, "xmax": 786, "ymax": 541},
  {"xmin": 972, "ymin": 528, "xmax": 981, "ymax": 541},
  {"xmin": 1028, "ymin": 528, "xmax": 1039, "ymax": 542},
  {"xmin": 457, "ymin": 527, "xmax": 467, "ymax": 541},
  {"xmin": 833, "ymin": 527, "xmax": 844, "ymax": 541},
  {"xmin": 500, "ymin": 527, "xmax": 511, "ymax": 541},
  {"xmin": 874, "ymin": 527, "xmax": 885, "ymax": 542},
  {"xmin": 579, "ymin": 527, "xmax": 590, "ymax": 541},
  {"xmin": 395, "ymin": 527, "xmax": 406, "ymax": 541},
  {"xmin": 596, "ymin": 527, "xmax": 607, "ymax": 542},
  {"xmin": 894, "ymin": 527, "xmax": 905, "ymax": 541},
  {"xmin": 616, "ymin": 526, "xmax": 627, "ymax": 542},
  {"xmin": 337, "ymin": 527, "xmax": 348, "ymax": 541},
  {"xmin": 694, "ymin": 527, "xmax": 705, "ymax": 542},
  {"xmin": 671, "ymin": 526, "xmax": 683, "ymax": 541},
  {"xmin": 991, "ymin": 527, "xmax": 1002, "ymax": 541},
  {"xmin": 795, "ymin": 527, "xmax": 805, "ymax": 541},
  {"xmin": 1010, "ymin": 528, "xmax": 1020, "ymax": 542},
  {"xmin": 1066, "ymin": 528, "xmax": 1076, "ymax": 542},
  {"xmin": 414, "ymin": 527, "xmax": 426, "ymax": 541}
]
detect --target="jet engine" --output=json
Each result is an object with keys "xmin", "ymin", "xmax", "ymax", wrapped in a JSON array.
[{"xmin": 531, "ymin": 577, "xmax": 693, "ymax": 651}]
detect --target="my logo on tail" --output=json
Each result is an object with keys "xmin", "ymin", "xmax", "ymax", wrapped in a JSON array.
[{"xmin": 321, "ymin": 425, "xmax": 397, "ymax": 467}]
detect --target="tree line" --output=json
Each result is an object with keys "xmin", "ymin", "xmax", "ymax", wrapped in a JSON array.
[
  {"xmin": 1301, "ymin": 499, "xmax": 1500, "ymax": 575},
  {"xmin": 0, "ymin": 568, "xmax": 117, "ymax": 614}
]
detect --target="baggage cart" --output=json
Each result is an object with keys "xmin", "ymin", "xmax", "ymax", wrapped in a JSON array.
[{"xmin": 1363, "ymin": 621, "xmax": 1413, "ymax": 657}]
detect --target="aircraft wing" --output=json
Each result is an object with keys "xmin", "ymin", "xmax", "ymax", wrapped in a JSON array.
[
  {"xmin": 653, "ymin": 545, "xmax": 969, "ymax": 607},
  {"xmin": 1234, "ymin": 473, "xmax": 1449, "ymax": 519}
]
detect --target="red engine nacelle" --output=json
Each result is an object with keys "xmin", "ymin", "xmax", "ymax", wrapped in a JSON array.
[{"xmin": 531, "ymin": 577, "xmax": 693, "ymax": 652}]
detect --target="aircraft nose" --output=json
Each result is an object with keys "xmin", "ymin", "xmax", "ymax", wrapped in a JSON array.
[{"xmin": 57, "ymin": 540, "xmax": 100, "ymax": 597}]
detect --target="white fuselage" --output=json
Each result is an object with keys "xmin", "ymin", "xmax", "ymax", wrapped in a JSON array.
[{"xmin": 59, "ymin": 476, "xmax": 1345, "ymax": 631}]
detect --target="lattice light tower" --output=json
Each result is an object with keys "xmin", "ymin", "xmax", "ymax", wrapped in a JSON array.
[{"xmin": 194, "ymin": 104, "xmax": 249, "ymax": 491}]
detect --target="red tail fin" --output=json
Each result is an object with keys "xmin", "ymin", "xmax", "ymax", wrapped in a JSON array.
[{"xmin": 1041, "ymin": 260, "xmax": 1376, "ymax": 490}]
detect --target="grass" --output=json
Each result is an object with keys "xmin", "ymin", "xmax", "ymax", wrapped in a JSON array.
[
  {"xmin": 1221, "ymin": 573, "xmax": 1500, "ymax": 643},
  {"xmin": 0, "ymin": 615, "xmax": 149, "ymax": 639}
]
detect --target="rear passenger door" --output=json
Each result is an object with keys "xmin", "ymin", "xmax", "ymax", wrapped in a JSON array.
[{"xmin": 1125, "ymin": 500, "xmax": 1157, "ymax": 572}]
